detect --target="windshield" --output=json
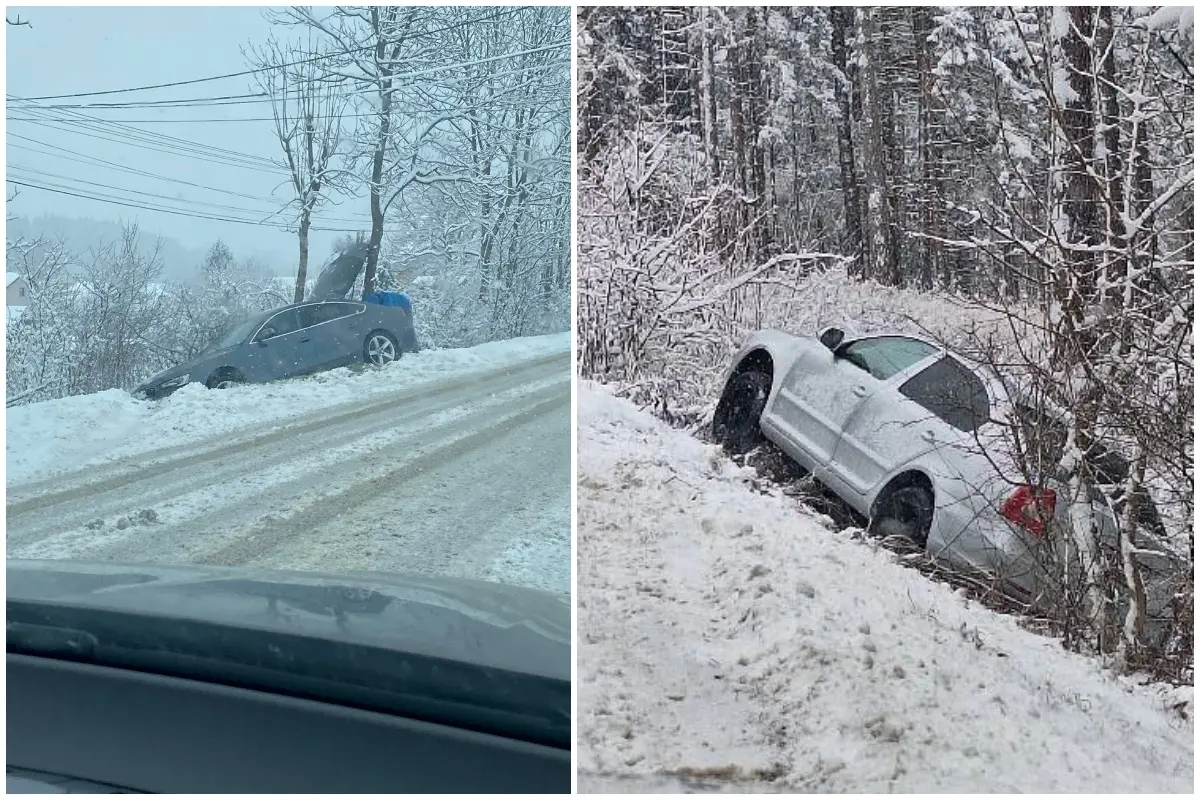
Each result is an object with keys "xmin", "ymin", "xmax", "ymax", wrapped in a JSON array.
[
  {"xmin": 202, "ymin": 315, "xmax": 266, "ymax": 355},
  {"xmin": 5, "ymin": 4, "xmax": 572, "ymax": 758}
]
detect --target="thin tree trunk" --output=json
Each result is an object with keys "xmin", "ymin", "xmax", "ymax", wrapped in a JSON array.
[
  {"xmin": 700, "ymin": 7, "xmax": 719, "ymax": 178},
  {"xmin": 364, "ymin": 9, "xmax": 397, "ymax": 299},
  {"xmin": 295, "ymin": 209, "xmax": 311, "ymax": 303},
  {"xmin": 912, "ymin": 6, "xmax": 939, "ymax": 290},
  {"xmin": 859, "ymin": 8, "xmax": 896, "ymax": 285},
  {"xmin": 830, "ymin": 6, "xmax": 863, "ymax": 269}
]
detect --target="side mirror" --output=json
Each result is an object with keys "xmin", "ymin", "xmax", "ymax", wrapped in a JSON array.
[
  {"xmin": 256, "ymin": 327, "xmax": 277, "ymax": 344},
  {"xmin": 818, "ymin": 326, "xmax": 845, "ymax": 352}
]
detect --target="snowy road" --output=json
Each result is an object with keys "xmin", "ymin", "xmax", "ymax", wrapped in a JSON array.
[
  {"xmin": 576, "ymin": 382, "xmax": 1192, "ymax": 793},
  {"xmin": 7, "ymin": 347, "xmax": 570, "ymax": 596}
]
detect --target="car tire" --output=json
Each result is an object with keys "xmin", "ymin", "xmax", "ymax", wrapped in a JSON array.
[
  {"xmin": 869, "ymin": 483, "xmax": 934, "ymax": 549},
  {"xmin": 363, "ymin": 330, "xmax": 400, "ymax": 367},
  {"xmin": 713, "ymin": 369, "xmax": 771, "ymax": 455},
  {"xmin": 206, "ymin": 370, "xmax": 244, "ymax": 390}
]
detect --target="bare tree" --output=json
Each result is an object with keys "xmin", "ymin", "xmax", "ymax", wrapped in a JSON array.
[
  {"xmin": 250, "ymin": 36, "xmax": 347, "ymax": 304},
  {"xmin": 279, "ymin": 6, "xmax": 454, "ymax": 298}
]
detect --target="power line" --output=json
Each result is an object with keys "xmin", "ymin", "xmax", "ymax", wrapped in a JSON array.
[
  {"xmin": 6, "ymin": 47, "xmax": 568, "ymax": 180},
  {"xmin": 16, "ymin": 7, "xmax": 528, "ymax": 101},
  {"xmin": 9, "ymin": 42, "xmax": 571, "ymax": 110},
  {"xmin": 6, "ymin": 178, "xmax": 368, "ymax": 233},
  {"xmin": 12, "ymin": 116, "xmax": 289, "ymax": 175},
  {"xmin": 6, "ymin": 163, "xmax": 375, "ymax": 227},
  {"xmin": 5, "ymin": 59, "xmax": 570, "ymax": 123},
  {"xmin": 7, "ymin": 164, "xmax": 296, "ymax": 217},
  {"xmin": 9, "ymin": 100, "xmax": 284, "ymax": 169},
  {"xmin": 5, "ymin": 145, "xmax": 277, "ymax": 203}
]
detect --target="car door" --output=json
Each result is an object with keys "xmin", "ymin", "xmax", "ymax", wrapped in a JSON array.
[
  {"xmin": 295, "ymin": 303, "xmax": 351, "ymax": 369},
  {"xmin": 250, "ymin": 308, "xmax": 325, "ymax": 380},
  {"xmin": 321, "ymin": 302, "xmax": 368, "ymax": 365},
  {"xmin": 768, "ymin": 335, "xmax": 938, "ymax": 469},
  {"xmin": 830, "ymin": 354, "xmax": 992, "ymax": 497}
]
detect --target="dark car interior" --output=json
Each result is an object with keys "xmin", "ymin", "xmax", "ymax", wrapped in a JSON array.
[{"xmin": 8, "ymin": 581, "xmax": 570, "ymax": 794}]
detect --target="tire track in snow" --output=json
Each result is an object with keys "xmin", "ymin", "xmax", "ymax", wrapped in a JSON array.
[
  {"xmin": 6, "ymin": 352, "xmax": 567, "ymax": 512},
  {"xmin": 197, "ymin": 389, "xmax": 568, "ymax": 569},
  {"xmin": 7, "ymin": 355, "xmax": 567, "ymax": 558}
]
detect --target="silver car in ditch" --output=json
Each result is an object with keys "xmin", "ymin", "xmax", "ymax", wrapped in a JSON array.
[{"xmin": 712, "ymin": 325, "xmax": 1179, "ymax": 619}]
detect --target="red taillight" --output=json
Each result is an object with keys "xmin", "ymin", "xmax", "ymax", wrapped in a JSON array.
[{"xmin": 1000, "ymin": 485, "xmax": 1057, "ymax": 537}]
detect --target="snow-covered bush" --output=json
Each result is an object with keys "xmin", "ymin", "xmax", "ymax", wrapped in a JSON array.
[{"xmin": 6, "ymin": 230, "xmax": 290, "ymax": 406}]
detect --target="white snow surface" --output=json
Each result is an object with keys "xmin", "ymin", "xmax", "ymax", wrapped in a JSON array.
[
  {"xmin": 6, "ymin": 332, "xmax": 567, "ymax": 487},
  {"xmin": 6, "ymin": 334, "xmax": 570, "ymax": 598},
  {"xmin": 576, "ymin": 382, "xmax": 1193, "ymax": 793}
]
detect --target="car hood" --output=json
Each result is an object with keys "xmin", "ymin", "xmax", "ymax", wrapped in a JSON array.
[
  {"xmin": 7, "ymin": 558, "xmax": 569, "ymax": 683},
  {"xmin": 137, "ymin": 349, "xmax": 232, "ymax": 391}
]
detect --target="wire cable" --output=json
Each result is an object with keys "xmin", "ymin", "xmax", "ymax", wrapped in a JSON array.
[
  {"xmin": 6, "ymin": 178, "xmax": 368, "ymax": 233},
  {"xmin": 16, "ymin": 7, "xmax": 529, "ymax": 101}
]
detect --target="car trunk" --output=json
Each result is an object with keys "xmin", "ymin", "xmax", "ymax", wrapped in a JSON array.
[{"xmin": 308, "ymin": 243, "xmax": 369, "ymax": 301}]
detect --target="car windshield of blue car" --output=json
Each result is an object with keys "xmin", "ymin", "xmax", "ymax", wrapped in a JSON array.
[{"xmin": 204, "ymin": 317, "xmax": 264, "ymax": 355}]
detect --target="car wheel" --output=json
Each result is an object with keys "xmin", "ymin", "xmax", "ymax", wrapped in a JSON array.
[
  {"xmin": 363, "ymin": 331, "xmax": 400, "ymax": 367},
  {"xmin": 713, "ymin": 369, "xmax": 771, "ymax": 455},
  {"xmin": 206, "ymin": 370, "xmax": 244, "ymax": 390},
  {"xmin": 869, "ymin": 484, "xmax": 934, "ymax": 549}
]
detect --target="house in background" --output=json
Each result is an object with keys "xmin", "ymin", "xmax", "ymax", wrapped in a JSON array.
[{"xmin": 7, "ymin": 272, "xmax": 29, "ymax": 305}]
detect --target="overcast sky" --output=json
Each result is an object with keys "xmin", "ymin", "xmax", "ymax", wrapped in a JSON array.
[{"xmin": 6, "ymin": 6, "xmax": 370, "ymax": 273}]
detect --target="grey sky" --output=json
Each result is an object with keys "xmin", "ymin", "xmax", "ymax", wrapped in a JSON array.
[{"xmin": 6, "ymin": 6, "xmax": 368, "ymax": 274}]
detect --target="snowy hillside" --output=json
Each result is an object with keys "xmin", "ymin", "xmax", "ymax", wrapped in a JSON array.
[{"xmin": 576, "ymin": 382, "xmax": 1192, "ymax": 792}]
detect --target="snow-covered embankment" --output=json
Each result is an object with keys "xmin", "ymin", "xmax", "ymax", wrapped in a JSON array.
[{"xmin": 577, "ymin": 382, "xmax": 1192, "ymax": 793}]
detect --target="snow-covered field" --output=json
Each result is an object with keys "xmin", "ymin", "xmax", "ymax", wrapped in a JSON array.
[
  {"xmin": 6, "ymin": 334, "xmax": 570, "ymax": 597},
  {"xmin": 576, "ymin": 382, "xmax": 1192, "ymax": 792}
]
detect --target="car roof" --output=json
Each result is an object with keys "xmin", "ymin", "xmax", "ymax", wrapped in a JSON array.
[
  {"xmin": 843, "ymin": 330, "xmax": 943, "ymax": 351},
  {"xmin": 270, "ymin": 298, "xmax": 364, "ymax": 313}
]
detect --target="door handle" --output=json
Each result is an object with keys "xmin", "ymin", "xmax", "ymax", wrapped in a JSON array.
[
  {"xmin": 299, "ymin": 337, "xmax": 311, "ymax": 343},
  {"xmin": 852, "ymin": 386, "xmax": 869, "ymax": 398}
]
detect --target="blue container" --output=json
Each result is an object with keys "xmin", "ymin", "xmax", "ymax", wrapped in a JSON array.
[{"xmin": 365, "ymin": 291, "xmax": 412, "ymax": 312}]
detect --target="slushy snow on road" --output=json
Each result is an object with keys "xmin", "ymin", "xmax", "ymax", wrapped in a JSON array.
[
  {"xmin": 6, "ymin": 334, "xmax": 570, "ymax": 598},
  {"xmin": 576, "ymin": 382, "xmax": 1192, "ymax": 793}
]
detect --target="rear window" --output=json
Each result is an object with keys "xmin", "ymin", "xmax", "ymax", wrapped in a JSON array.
[{"xmin": 900, "ymin": 357, "xmax": 992, "ymax": 433}]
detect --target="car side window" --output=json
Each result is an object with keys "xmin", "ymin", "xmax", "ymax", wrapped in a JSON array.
[
  {"xmin": 259, "ymin": 309, "xmax": 301, "ymax": 339},
  {"xmin": 299, "ymin": 304, "xmax": 339, "ymax": 328},
  {"xmin": 900, "ymin": 356, "xmax": 991, "ymax": 433},
  {"xmin": 329, "ymin": 302, "xmax": 363, "ymax": 319},
  {"xmin": 840, "ymin": 337, "xmax": 938, "ymax": 381},
  {"xmin": 300, "ymin": 303, "xmax": 361, "ymax": 328}
]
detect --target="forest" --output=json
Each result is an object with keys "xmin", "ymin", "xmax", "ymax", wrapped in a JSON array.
[{"xmin": 577, "ymin": 6, "xmax": 1193, "ymax": 679}]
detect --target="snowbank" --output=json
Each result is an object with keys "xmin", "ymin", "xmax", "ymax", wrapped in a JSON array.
[
  {"xmin": 577, "ymin": 382, "xmax": 1192, "ymax": 792},
  {"xmin": 6, "ymin": 332, "xmax": 568, "ymax": 487}
]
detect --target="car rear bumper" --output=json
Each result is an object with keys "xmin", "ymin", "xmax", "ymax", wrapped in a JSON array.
[{"xmin": 930, "ymin": 496, "xmax": 1184, "ymax": 624}]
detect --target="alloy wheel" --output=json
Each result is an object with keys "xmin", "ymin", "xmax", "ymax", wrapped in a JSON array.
[{"xmin": 367, "ymin": 334, "xmax": 397, "ymax": 366}]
